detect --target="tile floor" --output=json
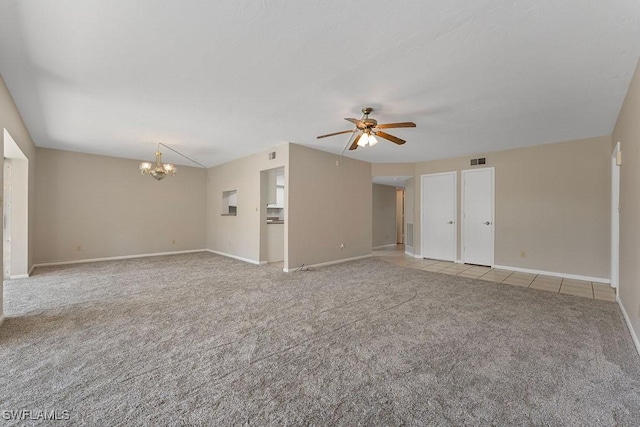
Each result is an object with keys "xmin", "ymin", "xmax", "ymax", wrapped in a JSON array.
[{"xmin": 373, "ymin": 245, "xmax": 616, "ymax": 302}]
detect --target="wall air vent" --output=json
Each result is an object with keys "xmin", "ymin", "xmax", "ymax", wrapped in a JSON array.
[
  {"xmin": 470, "ymin": 157, "xmax": 486, "ymax": 166},
  {"xmin": 268, "ymin": 152, "xmax": 276, "ymax": 160}
]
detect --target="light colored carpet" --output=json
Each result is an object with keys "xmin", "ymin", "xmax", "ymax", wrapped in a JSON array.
[{"xmin": 1, "ymin": 252, "xmax": 639, "ymax": 425}]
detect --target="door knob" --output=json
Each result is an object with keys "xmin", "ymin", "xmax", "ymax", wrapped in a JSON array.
[
  {"xmin": 484, "ymin": 221, "xmax": 492, "ymax": 225},
  {"xmin": 447, "ymin": 221, "xmax": 454, "ymax": 224}
]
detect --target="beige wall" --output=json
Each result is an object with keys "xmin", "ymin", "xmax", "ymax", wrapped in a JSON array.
[
  {"xmin": 288, "ymin": 144, "xmax": 372, "ymax": 269},
  {"xmin": 0, "ymin": 74, "xmax": 37, "ymax": 319},
  {"xmin": 612, "ymin": 58, "xmax": 640, "ymax": 344},
  {"xmin": 205, "ymin": 144, "xmax": 288, "ymax": 264},
  {"xmin": 404, "ymin": 177, "xmax": 416, "ymax": 250},
  {"xmin": 372, "ymin": 184, "xmax": 397, "ymax": 247},
  {"xmin": 412, "ymin": 136, "xmax": 611, "ymax": 279},
  {"xmin": 372, "ymin": 163, "xmax": 415, "ymax": 177},
  {"xmin": 396, "ymin": 189, "xmax": 404, "ymax": 244},
  {"xmin": 34, "ymin": 148, "xmax": 206, "ymax": 263}
]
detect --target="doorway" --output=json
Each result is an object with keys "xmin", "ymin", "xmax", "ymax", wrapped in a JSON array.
[
  {"xmin": 611, "ymin": 142, "xmax": 620, "ymax": 289},
  {"xmin": 396, "ymin": 188, "xmax": 404, "ymax": 244},
  {"xmin": 3, "ymin": 159, "xmax": 12, "ymax": 278},
  {"xmin": 421, "ymin": 172, "xmax": 457, "ymax": 261},
  {"xmin": 3, "ymin": 129, "xmax": 29, "ymax": 279},
  {"xmin": 461, "ymin": 167, "xmax": 494, "ymax": 266},
  {"xmin": 260, "ymin": 166, "xmax": 285, "ymax": 264}
]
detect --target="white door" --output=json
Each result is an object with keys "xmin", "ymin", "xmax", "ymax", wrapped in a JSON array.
[
  {"xmin": 462, "ymin": 168, "xmax": 494, "ymax": 266},
  {"xmin": 421, "ymin": 172, "xmax": 456, "ymax": 261}
]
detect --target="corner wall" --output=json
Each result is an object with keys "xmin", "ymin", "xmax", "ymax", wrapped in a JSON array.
[
  {"xmin": 612, "ymin": 58, "xmax": 640, "ymax": 351},
  {"xmin": 372, "ymin": 184, "xmax": 397, "ymax": 248},
  {"xmin": 34, "ymin": 148, "xmax": 207, "ymax": 263},
  {"xmin": 412, "ymin": 136, "xmax": 612, "ymax": 279},
  {"xmin": 288, "ymin": 144, "xmax": 372, "ymax": 269},
  {"xmin": 0, "ymin": 74, "xmax": 37, "ymax": 320},
  {"xmin": 205, "ymin": 144, "xmax": 289, "ymax": 264}
]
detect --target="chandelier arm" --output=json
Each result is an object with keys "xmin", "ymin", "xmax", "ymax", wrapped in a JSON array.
[{"xmin": 158, "ymin": 143, "xmax": 207, "ymax": 168}]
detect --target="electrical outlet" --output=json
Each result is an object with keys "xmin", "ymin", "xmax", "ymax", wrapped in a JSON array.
[
  {"xmin": 76, "ymin": 245, "xmax": 82, "ymax": 251},
  {"xmin": 340, "ymin": 243, "xmax": 344, "ymax": 249},
  {"xmin": 520, "ymin": 251, "xmax": 526, "ymax": 258}
]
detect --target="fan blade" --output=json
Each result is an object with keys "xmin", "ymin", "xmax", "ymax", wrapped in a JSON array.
[
  {"xmin": 375, "ymin": 122, "xmax": 416, "ymax": 129},
  {"xmin": 349, "ymin": 133, "xmax": 363, "ymax": 150},
  {"xmin": 344, "ymin": 118, "xmax": 366, "ymax": 128},
  {"xmin": 375, "ymin": 131, "xmax": 406, "ymax": 145},
  {"xmin": 317, "ymin": 129, "xmax": 355, "ymax": 139}
]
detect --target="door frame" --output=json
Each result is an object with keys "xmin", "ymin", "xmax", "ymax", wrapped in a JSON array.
[
  {"xmin": 461, "ymin": 167, "xmax": 495, "ymax": 266},
  {"xmin": 3, "ymin": 129, "xmax": 29, "ymax": 278},
  {"xmin": 420, "ymin": 171, "xmax": 457, "ymax": 260},
  {"xmin": 611, "ymin": 142, "xmax": 620, "ymax": 289}
]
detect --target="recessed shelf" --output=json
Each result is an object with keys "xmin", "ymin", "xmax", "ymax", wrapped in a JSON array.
[{"xmin": 222, "ymin": 190, "xmax": 237, "ymax": 216}]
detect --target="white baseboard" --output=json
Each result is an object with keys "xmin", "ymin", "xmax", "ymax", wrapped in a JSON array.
[
  {"xmin": 373, "ymin": 243, "xmax": 399, "ymax": 250},
  {"xmin": 455, "ymin": 259, "xmax": 463, "ymax": 264},
  {"xmin": 9, "ymin": 273, "xmax": 29, "ymax": 279},
  {"xmin": 205, "ymin": 249, "xmax": 265, "ymax": 265},
  {"xmin": 617, "ymin": 295, "xmax": 640, "ymax": 356},
  {"xmin": 404, "ymin": 251, "xmax": 422, "ymax": 259},
  {"xmin": 32, "ymin": 249, "xmax": 208, "ymax": 269},
  {"xmin": 492, "ymin": 264, "xmax": 610, "ymax": 285},
  {"xmin": 283, "ymin": 254, "xmax": 372, "ymax": 273}
]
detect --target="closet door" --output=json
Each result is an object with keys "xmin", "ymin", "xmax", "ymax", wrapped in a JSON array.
[
  {"xmin": 462, "ymin": 167, "xmax": 494, "ymax": 266},
  {"xmin": 421, "ymin": 172, "xmax": 456, "ymax": 261}
]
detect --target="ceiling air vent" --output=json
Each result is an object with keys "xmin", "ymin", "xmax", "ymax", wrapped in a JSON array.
[
  {"xmin": 268, "ymin": 152, "xmax": 276, "ymax": 160},
  {"xmin": 470, "ymin": 157, "xmax": 486, "ymax": 166}
]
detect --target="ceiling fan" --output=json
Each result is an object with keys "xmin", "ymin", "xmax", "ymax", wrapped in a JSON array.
[{"xmin": 317, "ymin": 107, "xmax": 416, "ymax": 150}]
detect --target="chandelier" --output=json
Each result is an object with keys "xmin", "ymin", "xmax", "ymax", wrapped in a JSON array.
[
  {"xmin": 139, "ymin": 142, "xmax": 206, "ymax": 180},
  {"xmin": 139, "ymin": 145, "xmax": 176, "ymax": 180}
]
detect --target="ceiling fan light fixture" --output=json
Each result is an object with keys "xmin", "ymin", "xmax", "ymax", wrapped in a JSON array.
[
  {"xmin": 357, "ymin": 133, "xmax": 369, "ymax": 147},
  {"xmin": 317, "ymin": 107, "xmax": 416, "ymax": 151}
]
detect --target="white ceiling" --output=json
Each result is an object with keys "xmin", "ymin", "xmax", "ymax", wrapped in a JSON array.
[{"xmin": 0, "ymin": 1, "xmax": 638, "ymax": 167}]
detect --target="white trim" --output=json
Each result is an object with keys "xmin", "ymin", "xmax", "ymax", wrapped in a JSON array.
[
  {"xmin": 9, "ymin": 273, "xmax": 29, "ymax": 279},
  {"xmin": 492, "ymin": 264, "xmax": 610, "ymax": 284},
  {"xmin": 461, "ymin": 167, "xmax": 495, "ymax": 266},
  {"xmin": 420, "ymin": 171, "xmax": 457, "ymax": 261},
  {"xmin": 373, "ymin": 243, "xmax": 399, "ymax": 250},
  {"xmin": 404, "ymin": 250, "xmax": 421, "ymax": 258},
  {"xmin": 32, "ymin": 249, "xmax": 208, "ymax": 269},
  {"xmin": 205, "ymin": 249, "xmax": 265, "ymax": 265},
  {"xmin": 611, "ymin": 142, "xmax": 621, "ymax": 288},
  {"xmin": 283, "ymin": 254, "xmax": 372, "ymax": 272},
  {"xmin": 454, "ymin": 259, "xmax": 464, "ymax": 264},
  {"xmin": 617, "ymin": 295, "xmax": 640, "ymax": 356},
  {"xmin": 0, "ymin": 314, "xmax": 5, "ymax": 327}
]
